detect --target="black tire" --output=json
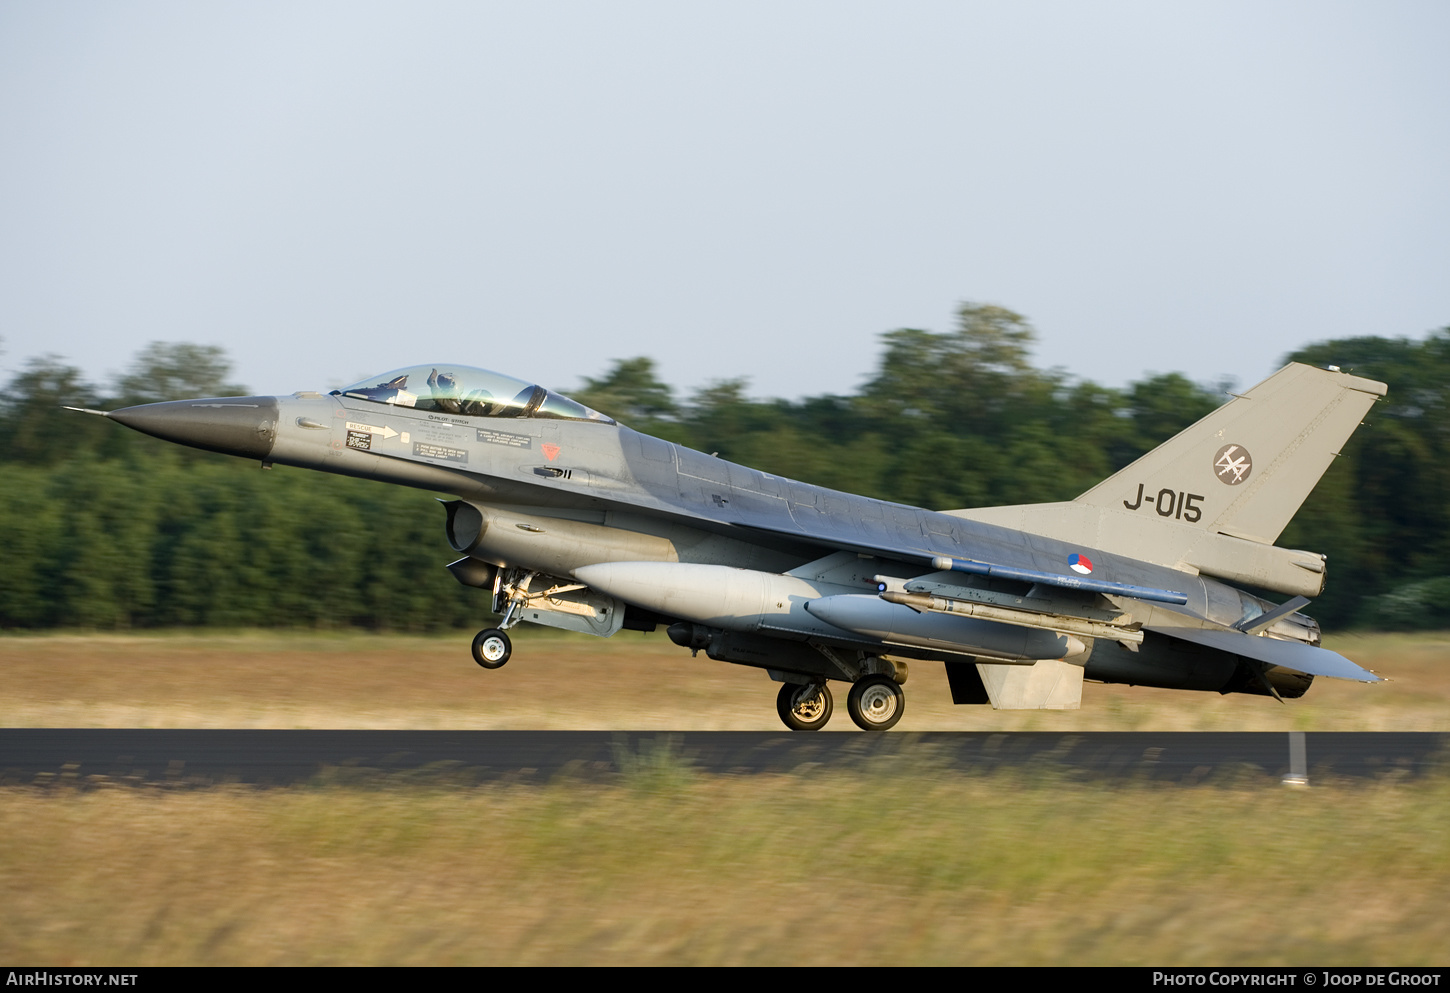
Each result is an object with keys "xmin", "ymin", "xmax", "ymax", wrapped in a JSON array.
[
  {"xmin": 847, "ymin": 675, "xmax": 904, "ymax": 731},
  {"xmin": 776, "ymin": 682, "xmax": 833, "ymax": 731},
  {"xmin": 471, "ymin": 628, "xmax": 512, "ymax": 669}
]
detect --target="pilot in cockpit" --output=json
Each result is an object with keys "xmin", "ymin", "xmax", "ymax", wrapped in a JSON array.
[
  {"xmin": 427, "ymin": 368, "xmax": 461, "ymax": 413},
  {"xmin": 428, "ymin": 367, "xmax": 496, "ymax": 416}
]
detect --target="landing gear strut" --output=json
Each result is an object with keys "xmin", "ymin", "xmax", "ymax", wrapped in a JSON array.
[
  {"xmin": 776, "ymin": 682, "xmax": 833, "ymax": 731},
  {"xmin": 847, "ymin": 675, "xmax": 905, "ymax": 731},
  {"xmin": 471, "ymin": 628, "xmax": 512, "ymax": 669},
  {"xmin": 472, "ymin": 568, "xmax": 534, "ymax": 670}
]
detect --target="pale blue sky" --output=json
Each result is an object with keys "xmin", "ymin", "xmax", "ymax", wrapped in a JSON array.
[{"xmin": 2, "ymin": 1, "xmax": 1446, "ymax": 399}]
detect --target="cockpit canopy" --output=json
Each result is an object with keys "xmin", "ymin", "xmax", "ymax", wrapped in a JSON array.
[{"xmin": 335, "ymin": 365, "xmax": 614, "ymax": 423}]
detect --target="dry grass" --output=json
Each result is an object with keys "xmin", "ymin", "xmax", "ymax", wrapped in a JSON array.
[
  {"xmin": 2, "ymin": 769, "xmax": 1447, "ymax": 966},
  {"xmin": 4, "ymin": 629, "xmax": 1446, "ymax": 966},
  {"xmin": 0, "ymin": 628, "xmax": 1446, "ymax": 731}
]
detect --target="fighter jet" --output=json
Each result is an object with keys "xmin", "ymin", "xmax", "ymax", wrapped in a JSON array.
[{"xmin": 82, "ymin": 360, "xmax": 1385, "ymax": 730}]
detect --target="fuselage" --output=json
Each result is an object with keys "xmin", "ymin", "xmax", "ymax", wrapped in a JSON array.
[{"xmin": 106, "ymin": 378, "xmax": 1319, "ymax": 697}]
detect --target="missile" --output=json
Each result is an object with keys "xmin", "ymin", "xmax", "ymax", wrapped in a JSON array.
[
  {"xmin": 804, "ymin": 595, "xmax": 1086, "ymax": 661},
  {"xmin": 879, "ymin": 590, "xmax": 1143, "ymax": 645}
]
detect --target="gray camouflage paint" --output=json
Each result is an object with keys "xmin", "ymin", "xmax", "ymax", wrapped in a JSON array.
[{"xmin": 102, "ymin": 365, "xmax": 1380, "ymax": 698}]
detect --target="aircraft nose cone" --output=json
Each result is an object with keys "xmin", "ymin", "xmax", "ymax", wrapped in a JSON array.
[{"xmin": 107, "ymin": 396, "xmax": 280, "ymax": 460}]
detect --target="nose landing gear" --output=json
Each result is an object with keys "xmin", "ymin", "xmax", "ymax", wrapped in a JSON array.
[{"xmin": 470, "ymin": 568, "xmax": 535, "ymax": 670}]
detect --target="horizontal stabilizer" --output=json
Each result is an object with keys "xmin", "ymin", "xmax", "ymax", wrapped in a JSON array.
[
  {"xmin": 1147, "ymin": 624, "xmax": 1381, "ymax": 682},
  {"xmin": 930, "ymin": 556, "xmax": 1189, "ymax": 605}
]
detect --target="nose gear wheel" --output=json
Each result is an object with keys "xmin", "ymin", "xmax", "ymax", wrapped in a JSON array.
[{"xmin": 472, "ymin": 628, "xmax": 512, "ymax": 669}]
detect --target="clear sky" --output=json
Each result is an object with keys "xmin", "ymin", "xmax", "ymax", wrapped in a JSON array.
[{"xmin": 1, "ymin": 1, "xmax": 1446, "ymax": 400}]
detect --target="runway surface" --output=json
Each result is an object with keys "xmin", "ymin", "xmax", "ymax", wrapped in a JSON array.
[{"xmin": 1, "ymin": 730, "xmax": 1445, "ymax": 787}]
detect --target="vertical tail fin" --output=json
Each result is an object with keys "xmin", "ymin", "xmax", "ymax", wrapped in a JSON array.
[
  {"xmin": 944, "ymin": 364, "xmax": 1385, "ymax": 596},
  {"xmin": 1075, "ymin": 363, "xmax": 1385, "ymax": 544}
]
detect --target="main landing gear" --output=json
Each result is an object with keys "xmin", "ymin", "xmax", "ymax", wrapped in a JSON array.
[
  {"xmin": 775, "ymin": 675, "xmax": 907, "ymax": 731},
  {"xmin": 847, "ymin": 675, "xmax": 905, "ymax": 731},
  {"xmin": 776, "ymin": 682, "xmax": 833, "ymax": 731}
]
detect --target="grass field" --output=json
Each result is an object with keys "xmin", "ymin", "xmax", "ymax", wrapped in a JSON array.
[
  {"xmin": 1, "ymin": 627, "xmax": 1446, "ymax": 731},
  {"xmin": 3, "ymin": 768, "xmax": 1448, "ymax": 966},
  {"xmin": 3, "ymin": 629, "xmax": 1447, "ymax": 966}
]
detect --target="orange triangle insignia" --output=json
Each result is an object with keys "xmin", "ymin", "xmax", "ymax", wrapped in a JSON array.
[{"xmin": 541, "ymin": 443, "xmax": 560, "ymax": 462}]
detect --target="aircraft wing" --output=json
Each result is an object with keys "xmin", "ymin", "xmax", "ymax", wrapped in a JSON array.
[
  {"xmin": 907, "ymin": 558, "xmax": 1376, "ymax": 681},
  {"xmin": 724, "ymin": 515, "xmax": 1378, "ymax": 681}
]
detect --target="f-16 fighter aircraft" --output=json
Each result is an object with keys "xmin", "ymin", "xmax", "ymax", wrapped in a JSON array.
[{"xmin": 82, "ymin": 360, "xmax": 1385, "ymax": 730}]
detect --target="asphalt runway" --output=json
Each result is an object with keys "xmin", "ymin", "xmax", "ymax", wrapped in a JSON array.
[{"xmin": 1, "ymin": 730, "xmax": 1445, "ymax": 787}]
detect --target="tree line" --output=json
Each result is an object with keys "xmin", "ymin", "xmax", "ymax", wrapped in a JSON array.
[{"xmin": 2, "ymin": 306, "xmax": 1447, "ymax": 630}]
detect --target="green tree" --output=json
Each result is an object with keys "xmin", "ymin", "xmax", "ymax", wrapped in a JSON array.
[
  {"xmin": 1282, "ymin": 329, "xmax": 1450, "ymax": 626},
  {"xmin": 0, "ymin": 357, "xmax": 108, "ymax": 464},
  {"xmin": 862, "ymin": 303, "xmax": 1053, "ymax": 436},
  {"xmin": 1125, "ymin": 373, "xmax": 1223, "ymax": 456},
  {"xmin": 113, "ymin": 342, "xmax": 247, "ymax": 404},
  {"xmin": 8, "ymin": 320, "xmax": 1447, "ymax": 632},
  {"xmin": 570, "ymin": 357, "xmax": 678, "ymax": 426}
]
